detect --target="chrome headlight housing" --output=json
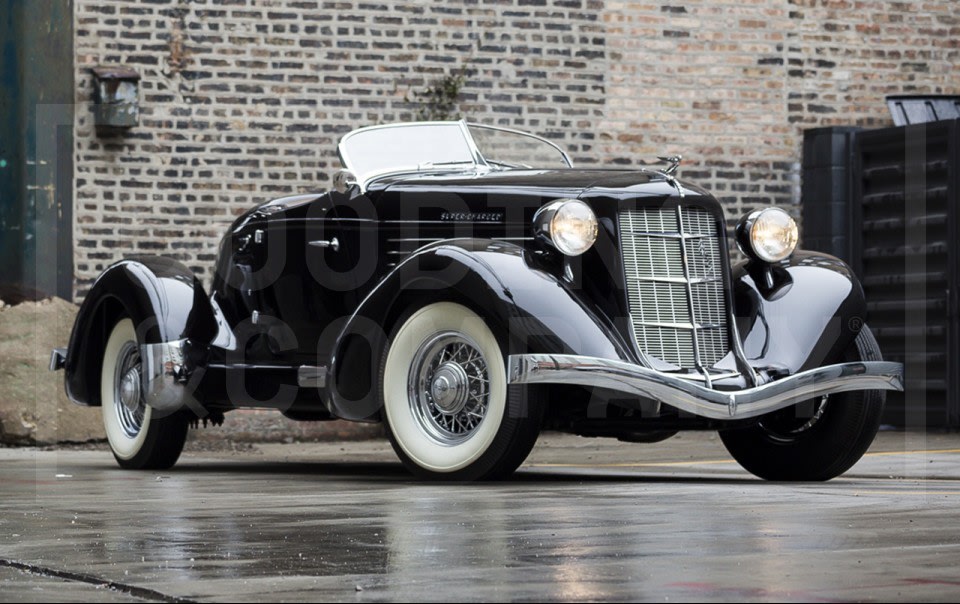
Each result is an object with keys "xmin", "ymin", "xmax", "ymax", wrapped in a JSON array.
[
  {"xmin": 534, "ymin": 199, "xmax": 599, "ymax": 256},
  {"xmin": 736, "ymin": 207, "xmax": 799, "ymax": 263}
]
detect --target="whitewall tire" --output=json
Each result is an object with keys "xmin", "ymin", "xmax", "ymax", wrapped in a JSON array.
[
  {"xmin": 101, "ymin": 318, "xmax": 188, "ymax": 469},
  {"xmin": 381, "ymin": 301, "xmax": 543, "ymax": 480}
]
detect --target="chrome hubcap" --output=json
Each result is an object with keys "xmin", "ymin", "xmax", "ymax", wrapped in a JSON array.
[
  {"xmin": 119, "ymin": 367, "xmax": 141, "ymax": 412},
  {"xmin": 409, "ymin": 331, "xmax": 490, "ymax": 445},
  {"xmin": 114, "ymin": 341, "xmax": 146, "ymax": 439},
  {"xmin": 431, "ymin": 362, "xmax": 470, "ymax": 414}
]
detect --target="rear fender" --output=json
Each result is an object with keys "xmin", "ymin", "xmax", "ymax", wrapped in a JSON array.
[{"xmin": 64, "ymin": 256, "xmax": 220, "ymax": 406}]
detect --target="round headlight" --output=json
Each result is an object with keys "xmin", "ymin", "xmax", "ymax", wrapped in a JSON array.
[
  {"xmin": 535, "ymin": 199, "xmax": 598, "ymax": 256},
  {"xmin": 737, "ymin": 207, "xmax": 798, "ymax": 263}
]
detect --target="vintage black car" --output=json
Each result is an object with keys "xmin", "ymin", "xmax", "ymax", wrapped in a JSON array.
[{"xmin": 52, "ymin": 121, "xmax": 903, "ymax": 481}]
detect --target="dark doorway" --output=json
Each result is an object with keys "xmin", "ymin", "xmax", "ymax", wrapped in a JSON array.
[{"xmin": 0, "ymin": 0, "xmax": 74, "ymax": 302}]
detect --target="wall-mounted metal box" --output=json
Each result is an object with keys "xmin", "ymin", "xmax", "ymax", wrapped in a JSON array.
[{"xmin": 91, "ymin": 66, "xmax": 140, "ymax": 131}]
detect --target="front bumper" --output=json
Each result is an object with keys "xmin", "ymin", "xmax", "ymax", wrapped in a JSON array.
[{"xmin": 507, "ymin": 354, "xmax": 904, "ymax": 420}]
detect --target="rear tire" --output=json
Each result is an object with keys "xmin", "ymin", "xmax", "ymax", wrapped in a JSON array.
[
  {"xmin": 380, "ymin": 302, "xmax": 544, "ymax": 481},
  {"xmin": 101, "ymin": 319, "xmax": 189, "ymax": 470},
  {"xmin": 719, "ymin": 326, "xmax": 885, "ymax": 481}
]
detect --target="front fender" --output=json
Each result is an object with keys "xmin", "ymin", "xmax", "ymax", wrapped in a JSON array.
[
  {"xmin": 328, "ymin": 239, "xmax": 628, "ymax": 420},
  {"xmin": 64, "ymin": 256, "xmax": 218, "ymax": 406},
  {"xmin": 733, "ymin": 251, "xmax": 866, "ymax": 375}
]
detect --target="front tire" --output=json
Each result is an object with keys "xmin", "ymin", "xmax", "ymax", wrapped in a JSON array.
[
  {"xmin": 719, "ymin": 326, "xmax": 886, "ymax": 481},
  {"xmin": 101, "ymin": 318, "xmax": 188, "ymax": 470},
  {"xmin": 380, "ymin": 302, "xmax": 544, "ymax": 481}
]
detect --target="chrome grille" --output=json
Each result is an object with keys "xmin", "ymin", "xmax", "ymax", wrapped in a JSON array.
[{"xmin": 620, "ymin": 206, "xmax": 729, "ymax": 369}]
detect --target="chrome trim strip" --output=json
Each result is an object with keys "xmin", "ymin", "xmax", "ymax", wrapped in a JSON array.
[
  {"xmin": 626, "ymin": 275, "xmax": 723, "ymax": 285},
  {"xmin": 676, "ymin": 206, "xmax": 709, "ymax": 385},
  {"xmin": 387, "ymin": 237, "xmax": 538, "ymax": 243},
  {"xmin": 387, "ymin": 237, "xmax": 535, "ymax": 255},
  {"xmin": 508, "ymin": 354, "xmax": 904, "ymax": 420},
  {"xmin": 387, "ymin": 237, "xmax": 445, "ymax": 243},
  {"xmin": 297, "ymin": 366, "xmax": 327, "ymax": 388},
  {"xmin": 628, "ymin": 320, "xmax": 726, "ymax": 331},
  {"xmin": 679, "ymin": 371, "xmax": 742, "ymax": 383},
  {"xmin": 622, "ymin": 231, "xmax": 712, "ymax": 240},
  {"xmin": 140, "ymin": 340, "xmax": 195, "ymax": 413}
]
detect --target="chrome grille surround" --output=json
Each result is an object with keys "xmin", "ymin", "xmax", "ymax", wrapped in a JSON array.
[{"xmin": 620, "ymin": 205, "xmax": 729, "ymax": 370}]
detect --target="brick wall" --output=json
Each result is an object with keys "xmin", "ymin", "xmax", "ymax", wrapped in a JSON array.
[
  {"xmin": 73, "ymin": 0, "xmax": 960, "ymax": 299},
  {"xmin": 601, "ymin": 0, "xmax": 960, "ymax": 220}
]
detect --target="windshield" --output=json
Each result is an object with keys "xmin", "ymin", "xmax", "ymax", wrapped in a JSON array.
[
  {"xmin": 338, "ymin": 120, "xmax": 572, "ymax": 189},
  {"xmin": 337, "ymin": 122, "xmax": 477, "ymax": 184},
  {"xmin": 468, "ymin": 124, "xmax": 571, "ymax": 170}
]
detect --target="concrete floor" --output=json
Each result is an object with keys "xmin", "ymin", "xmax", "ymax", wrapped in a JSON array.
[{"xmin": 2, "ymin": 430, "xmax": 959, "ymax": 602}]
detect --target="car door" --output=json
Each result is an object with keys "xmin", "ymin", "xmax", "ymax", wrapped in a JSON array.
[{"xmin": 239, "ymin": 193, "xmax": 359, "ymax": 367}]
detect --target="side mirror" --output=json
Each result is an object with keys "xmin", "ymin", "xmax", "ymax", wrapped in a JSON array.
[{"xmin": 332, "ymin": 169, "xmax": 358, "ymax": 194}]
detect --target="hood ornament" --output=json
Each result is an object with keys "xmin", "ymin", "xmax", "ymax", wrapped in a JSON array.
[
  {"xmin": 649, "ymin": 154, "xmax": 685, "ymax": 198},
  {"xmin": 657, "ymin": 155, "xmax": 682, "ymax": 175}
]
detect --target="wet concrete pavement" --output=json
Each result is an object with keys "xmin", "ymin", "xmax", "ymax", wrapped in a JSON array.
[{"xmin": 2, "ymin": 431, "xmax": 960, "ymax": 602}]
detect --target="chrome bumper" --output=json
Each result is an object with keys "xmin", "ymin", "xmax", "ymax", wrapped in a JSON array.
[
  {"xmin": 140, "ymin": 339, "xmax": 196, "ymax": 413},
  {"xmin": 507, "ymin": 354, "xmax": 904, "ymax": 420},
  {"xmin": 51, "ymin": 340, "xmax": 196, "ymax": 413}
]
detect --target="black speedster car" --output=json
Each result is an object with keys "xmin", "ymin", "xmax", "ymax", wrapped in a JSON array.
[{"xmin": 52, "ymin": 121, "xmax": 903, "ymax": 480}]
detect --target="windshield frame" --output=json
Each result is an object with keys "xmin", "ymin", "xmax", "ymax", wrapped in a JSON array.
[{"xmin": 337, "ymin": 120, "xmax": 573, "ymax": 191}]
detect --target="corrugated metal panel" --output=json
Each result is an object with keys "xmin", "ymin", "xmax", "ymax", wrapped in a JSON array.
[
  {"xmin": 852, "ymin": 120, "xmax": 960, "ymax": 428},
  {"xmin": 886, "ymin": 95, "xmax": 960, "ymax": 126}
]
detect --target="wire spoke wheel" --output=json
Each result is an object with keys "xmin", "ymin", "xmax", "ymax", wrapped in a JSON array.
[
  {"xmin": 113, "ymin": 341, "xmax": 146, "ymax": 439},
  {"xmin": 409, "ymin": 332, "xmax": 490, "ymax": 445},
  {"xmin": 380, "ymin": 301, "xmax": 545, "ymax": 480}
]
